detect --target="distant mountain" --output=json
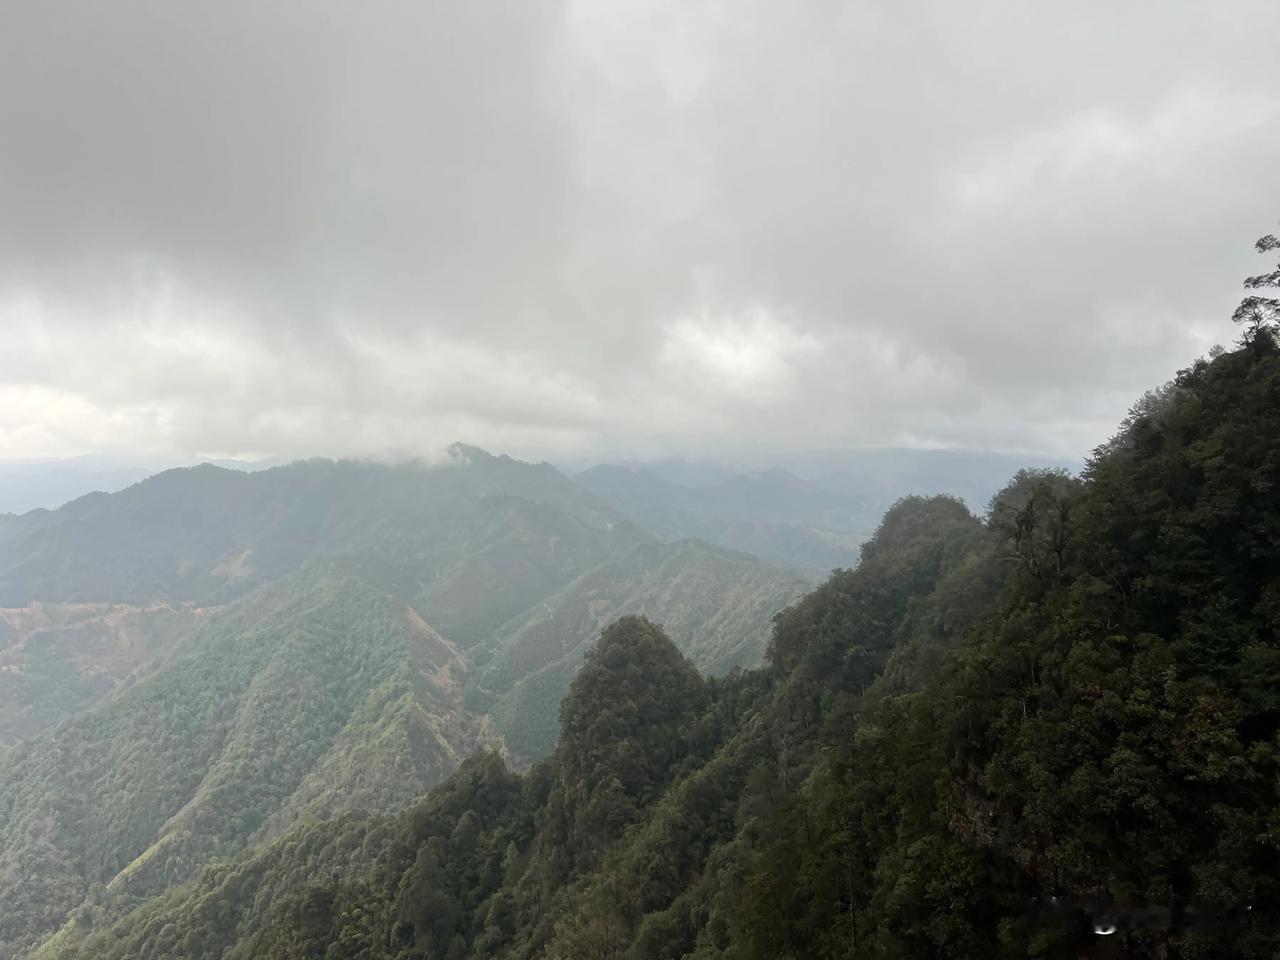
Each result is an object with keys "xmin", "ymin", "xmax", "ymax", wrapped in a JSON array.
[
  {"xmin": 615, "ymin": 457, "xmax": 741, "ymax": 487},
  {"xmin": 0, "ymin": 447, "xmax": 642, "ymax": 613},
  {"xmin": 574, "ymin": 448, "xmax": 1077, "ymax": 577},
  {"xmin": 0, "ymin": 457, "xmax": 277, "ymax": 516},
  {"xmin": 576, "ymin": 464, "xmax": 874, "ymax": 529},
  {"xmin": 574, "ymin": 464, "xmax": 873, "ymax": 574},
  {"xmin": 800, "ymin": 447, "xmax": 1079, "ymax": 515},
  {"xmin": 0, "ymin": 458, "xmax": 157, "ymax": 516}
]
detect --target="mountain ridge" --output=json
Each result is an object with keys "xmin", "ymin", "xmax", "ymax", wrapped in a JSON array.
[{"xmin": 0, "ymin": 450, "xmax": 808, "ymax": 959}]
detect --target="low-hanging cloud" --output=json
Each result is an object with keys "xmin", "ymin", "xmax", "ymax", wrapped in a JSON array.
[{"xmin": 0, "ymin": 0, "xmax": 1276, "ymax": 463}]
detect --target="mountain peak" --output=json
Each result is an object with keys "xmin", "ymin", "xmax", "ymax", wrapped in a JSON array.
[
  {"xmin": 558, "ymin": 616, "xmax": 705, "ymax": 765},
  {"xmin": 446, "ymin": 442, "xmax": 495, "ymax": 465}
]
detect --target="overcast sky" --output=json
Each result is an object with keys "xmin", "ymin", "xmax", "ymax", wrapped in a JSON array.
[{"xmin": 1, "ymin": 0, "xmax": 1276, "ymax": 465}]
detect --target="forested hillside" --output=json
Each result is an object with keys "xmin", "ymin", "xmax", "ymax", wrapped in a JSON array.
[
  {"xmin": 0, "ymin": 446, "xmax": 805, "ymax": 959},
  {"xmin": 38, "ymin": 333, "xmax": 1280, "ymax": 960},
  {"xmin": 0, "ymin": 567, "xmax": 494, "ymax": 959},
  {"xmin": 0, "ymin": 600, "xmax": 199, "ymax": 744}
]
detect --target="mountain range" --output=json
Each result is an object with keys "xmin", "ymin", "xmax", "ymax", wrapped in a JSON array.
[
  {"xmin": 1, "ymin": 448, "xmax": 1074, "ymax": 580},
  {"xmin": 4, "ymin": 337, "xmax": 1276, "ymax": 958},
  {"xmin": 572, "ymin": 465, "xmax": 870, "ymax": 574},
  {"xmin": 18, "ymin": 331, "xmax": 1277, "ymax": 960},
  {"xmin": 0, "ymin": 443, "xmax": 807, "ymax": 958}
]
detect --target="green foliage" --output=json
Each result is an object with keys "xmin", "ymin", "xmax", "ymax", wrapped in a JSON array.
[
  {"xmin": 1233, "ymin": 231, "xmax": 1280, "ymax": 350},
  {"xmin": 541, "ymin": 616, "xmax": 708, "ymax": 879},
  {"xmin": 0, "ymin": 568, "xmax": 493, "ymax": 959},
  {"xmin": 0, "ymin": 602, "xmax": 197, "ymax": 745}
]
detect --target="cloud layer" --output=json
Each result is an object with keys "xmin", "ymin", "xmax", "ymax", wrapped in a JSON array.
[{"xmin": 1, "ymin": 0, "xmax": 1276, "ymax": 462}]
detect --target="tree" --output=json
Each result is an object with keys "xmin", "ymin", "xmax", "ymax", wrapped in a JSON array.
[
  {"xmin": 1232, "ymin": 232, "xmax": 1280, "ymax": 354},
  {"xmin": 987, "ymin": 469, "xmax": 1079, "ymax": 582}
]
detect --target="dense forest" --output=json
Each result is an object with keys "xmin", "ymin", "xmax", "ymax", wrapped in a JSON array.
[{"xmin": 28, "ymin": 306, "xmax": 1280, "ymax": 958}]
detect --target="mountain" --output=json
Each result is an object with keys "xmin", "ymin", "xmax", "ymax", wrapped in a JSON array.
[
  {"xmin": 41, "ymin": 337, "xmax": 1280, "ymax": 960},
  {"xmin": 574, "ymin": 448, "xmax": 1078, "ymax": 578},
  {"xmin": 0, "ymin": 459, "xmax": 157, "ymax": 517},
  {"xmin": 0, "ymin": 446, "xmax": 643, "ymax": 614},
  {"xmin": 573, "ymin": 464, "xmax": 871, "ymax": 574},
  {"xmin": 2, "ymin": 446, "xmax": 1063, "ymax": 582},
  {"xmin": 469, "ymin": 538, "xmax": 807, "ymax": 759},
  {"xmin": 576, "ymin": 464, "xmax": 873, "ymax": 529},
  {"xmin": 614, "ymin": 458, "xmax": 740, "ymax": 487},
  {"xmin": 0, "ymin": 457, "xmax": 278, "ymax": 516},
  {"xmin": 0, "ymin": 444, "xmax": 807, "ymax": 959}
]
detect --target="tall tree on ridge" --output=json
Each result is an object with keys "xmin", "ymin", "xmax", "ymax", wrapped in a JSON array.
[{"xmin": 1233, "ymin": 230, "xmax": 1280, "ymax": 355}]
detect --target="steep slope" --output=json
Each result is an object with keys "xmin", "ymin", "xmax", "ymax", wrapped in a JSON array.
[
  {"xmin": 0, "ymin": 566, "xmax": 494, "ymax": 960},
  {"xmin": 714, "ymin": 343, "xmax": 1280, "ymax": 960},
  {"xmin": 0, "ymin": 601, "xmax": 200, "ymax": 745},
  {"xmin": 48, "ymin": 339, "xmax": 1280, "ymax": 960},
  {"xmin": 470, "ymin": 539, "xmax": 808, "ymax": 759}
]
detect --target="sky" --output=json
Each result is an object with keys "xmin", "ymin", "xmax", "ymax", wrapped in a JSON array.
[{"xmin": 1, "ymin": 0, "xmax": 1277, "ymax": 465}]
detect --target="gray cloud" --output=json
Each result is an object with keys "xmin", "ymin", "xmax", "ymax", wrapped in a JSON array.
[{"xmin": 1, "ymin": 0, "xmax": 1276, "ymax": 463}]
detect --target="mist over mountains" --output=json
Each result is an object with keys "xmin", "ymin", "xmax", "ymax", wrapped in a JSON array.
[
  {"xmin": 1, "ymin": 447, "xmax": 1073, "ymax": 580},
  {"xmin": 574, "ymin": 448, "xmax": 1073, "ymax": 575},
  {"xmin": 0, "ymin": 333, "xmax": 1274, "ymax": 959},
  {"xmin": 1, "ymin": 0, "xmax": 1276, "ymax": 954}
]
